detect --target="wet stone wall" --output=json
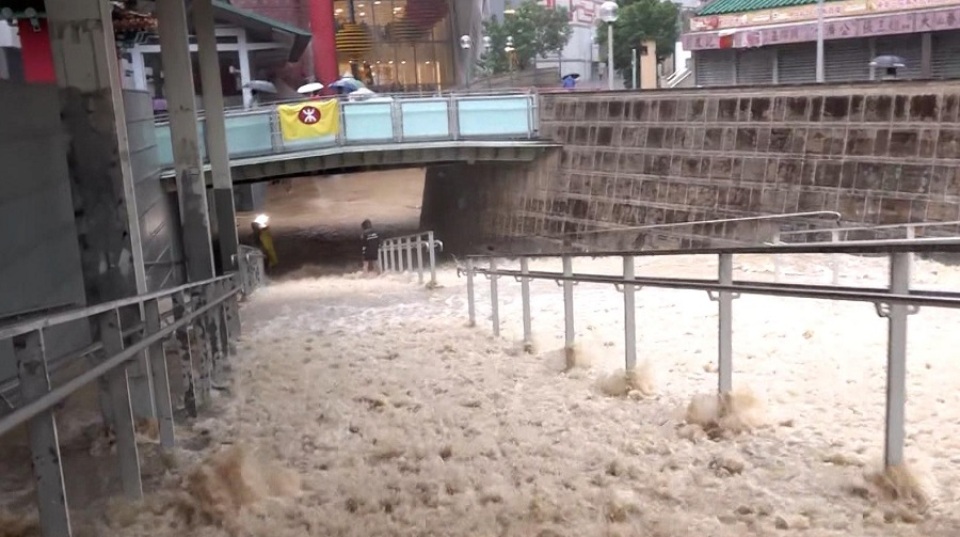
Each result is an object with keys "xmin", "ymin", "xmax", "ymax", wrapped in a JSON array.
[{"xmin": 490, "ymin": 81, "xmax": 960, "ymax": 250}]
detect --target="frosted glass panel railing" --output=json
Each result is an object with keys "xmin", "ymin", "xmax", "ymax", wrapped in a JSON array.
[{"xmin": 154, "ymin": 93, "xmax": 538, "ymax": 169}]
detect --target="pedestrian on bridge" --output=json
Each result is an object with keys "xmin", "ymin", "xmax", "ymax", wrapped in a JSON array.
[{"xmin": 361, "ymin": 219, "xmax": 381, "ymax": 276}]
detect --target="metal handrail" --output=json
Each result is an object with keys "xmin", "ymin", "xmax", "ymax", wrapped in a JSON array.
[
  {"xmin": 0, "ymin": 274, "xmax": 234, "ymax": 341},
  {"xmin": 461, "ymin": 239, "xmax": 960, "ymax": 475},
  {"xmin": 0, "ymin": 285, "xmax": 238, "ymax": 438},
  {"xmin": 553, "ymin": 211, "xmax": 842, "ymax": 238},
  {"xmin": 778, "ymin": 219, "xmax": 960, "ymax": 238},
  {"xmin": 379, "ymin": 231, "xmax": 441, "ymax": 285},
  {"xmin": 464, "ymin": 236, "xmax": 960, "ymax": 260}
]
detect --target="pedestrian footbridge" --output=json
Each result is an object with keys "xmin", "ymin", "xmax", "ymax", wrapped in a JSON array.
[{"xmin": 156, "ymin": 92, "xmax": 554, "ymax": 183}]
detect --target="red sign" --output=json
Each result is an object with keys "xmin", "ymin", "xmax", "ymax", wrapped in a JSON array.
[{"xmin": 298, "ymin": 105, "xmax": 321, "ymax": 125}]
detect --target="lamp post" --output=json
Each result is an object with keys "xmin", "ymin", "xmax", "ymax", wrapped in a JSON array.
[
  {"xmin": 505, "ymin": 35, "xmax": 516, "ymax": 84},
  {"xmin": 815, "ymin": 0, "xmax": 824, "ymax": 82},
  {"xmin": 599, "ymin": 1, "xmax": 619, "ymax": 91},
  {"xmin": 460, "ymin": 35, "xmax": 472, "ymax": 89}
]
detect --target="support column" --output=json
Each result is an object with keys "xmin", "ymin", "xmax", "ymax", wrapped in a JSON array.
[
  {"xmin": 156, "ymin": 0, "xmax": 216, "ymax": 282},
  {"xmin": 921, "ymin": 32, "xmax": 933, "ymax": 79},
  {"xmin": 47, "ymin": 0, "xmax": 147, "ymax": 303},
  {"xmin": 309, "ymin": 0, "xmax": 340, "ymax": 87},
  {"xmin": 194, "ymin": 0, "xmax": 240, "ymax": 274}
]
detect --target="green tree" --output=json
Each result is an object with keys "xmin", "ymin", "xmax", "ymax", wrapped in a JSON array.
[
  {"xmin": 480, "ymin": 0, "xmax": 573, "ymax": 75},
  {"xmin": 595, "ymin": 0, "xmax": 680, "ymax": 86}
]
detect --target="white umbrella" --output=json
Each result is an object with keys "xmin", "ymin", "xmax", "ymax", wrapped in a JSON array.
[
  {"xmin": 297, "ymin": 82, "xmax": 324, "ymax": 94},
  {"xmin": 243, "ymin": 80, "xmax": 277, "ymax": 94}
]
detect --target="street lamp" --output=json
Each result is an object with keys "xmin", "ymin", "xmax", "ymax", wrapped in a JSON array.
[
  {"xmin": 460, "ymin": 35, "xmax": 473, "ymax": 89},
  {"xmin": 599, "ymin": 1, "xmax": 619, "ymax": 91}
]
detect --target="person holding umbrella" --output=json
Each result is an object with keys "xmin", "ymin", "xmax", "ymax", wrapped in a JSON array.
[
  {"xmin": 297, "ymin": 81, "xmax": 324, "ymax": 99},
  {"xmin": 562, "ymin": 73, "xmax": 579, "ymax": 90}
]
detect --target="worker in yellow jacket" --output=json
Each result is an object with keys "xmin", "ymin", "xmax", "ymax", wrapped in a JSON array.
[{"xmin": 251, "ymin": 214, "xmax": 278, "ymax": 269}]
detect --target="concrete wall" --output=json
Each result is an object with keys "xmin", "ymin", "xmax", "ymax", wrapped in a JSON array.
[
  {"xmin": 0, "ymin": 81, "xmax": 90, "ymax": 381},
  {"xmin": 124, "ymin": 90, "xmax": 186, "ymax": 291},
  {"xmin": 424, "ymin": 81, "xmax": 960, "ymax": 253}
]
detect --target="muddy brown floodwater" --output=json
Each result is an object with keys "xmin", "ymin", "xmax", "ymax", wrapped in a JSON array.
[{"xmin": 237, "ymin": 168, "xmax": 426, "ymax": 278}]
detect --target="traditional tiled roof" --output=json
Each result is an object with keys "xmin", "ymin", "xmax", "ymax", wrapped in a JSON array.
[{"xmin": 697, "ymin": 0, "xmax": 839, "ymax": 16}]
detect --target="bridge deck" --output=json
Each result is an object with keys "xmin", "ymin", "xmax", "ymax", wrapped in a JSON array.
[{"xmin": 156, "ymin": 92, "xmax": 553, "ymax": 182}]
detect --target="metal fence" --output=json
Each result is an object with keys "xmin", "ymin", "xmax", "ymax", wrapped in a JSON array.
[
  {"xmin": 379, "ymin": 231, "xmax": 443, "ymax": 286},
  {"xmin": 459, "ymin": 238, "xmax": 960, "ymax": 472},
  {"xmin": 771, "ymin": 220, "xmax": 960, "ymax": 284},
  {"xmin": 0, "ymin": 273, "xmax": 246, "ymax": 536}
]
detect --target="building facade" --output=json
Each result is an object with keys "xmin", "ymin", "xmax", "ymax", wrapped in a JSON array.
[
  {"xmin": 683, "ymin": 0, "xmax": 960, "ymax": 86},
  {"xmin": 235, "ymin": 0, "xmax": 477, "ymax": 92}
]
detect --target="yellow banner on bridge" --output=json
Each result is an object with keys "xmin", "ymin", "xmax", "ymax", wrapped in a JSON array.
[{"xmin": 277, "ymin": 99, "xmax": 340, "ymax": 141}]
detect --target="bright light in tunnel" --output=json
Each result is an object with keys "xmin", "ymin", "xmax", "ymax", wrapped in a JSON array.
[{"xmin": 254, "ymin": 214, "xmax": 270, "ymax": 227}]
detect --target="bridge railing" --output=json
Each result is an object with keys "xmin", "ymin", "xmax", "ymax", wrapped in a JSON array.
[
  {"xmin": 379, "ymin": 231, "xmax": 442, "ymax": 286},
  {"xmin": 153, "ymin": 93, "xmax": 539, "ymax": 169},
  {"xmin": 0, "ymin": 273, "xmax": 246, "ymax": 535},
  {"xmin": 458, "ymin": 238, "xmax": 960, "ymax": 473}
]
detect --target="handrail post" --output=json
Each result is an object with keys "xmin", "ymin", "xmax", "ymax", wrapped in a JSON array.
[
  {"xmin": 771, "ymin": 230, "xmax": 782, "ymax": 284},
  {"xmin": 428, "ymin": 231, "xmax": 437, "ymax": 286},
  {"xmin": 884, "ymin": 251, "xmax": 911, "ymax": 467},
  {"xmin": 416, "ymin": 235, "xmax": 425, "ymax": 284},
  {"xmin": 144, "ymin": 298, "xmax": 175, "ymax": 448},
  {"xmin": 520, "ymin": 258, "xmax": 532, "ymax": 352},
  {"xmin": 563, "ymin": 256, "xmax": 575, "ymax": 352},
  {"xmin": 126, "ymin": 304, "xmax": 156, "ymax": 423},
  {"xmin": 378, "ymin": 244, "xmax": 385, "ymax": 274},
  {"xmin": 717, "ymin": 253, "xmax": 734, "ymax": 394},
  {"xmin": 405, "ymin": 237, "xmax": 414, "ymax": 274},
  {"xmin": 97, "ymin": 309, "xmax": 144, "ymax": 501},
  {"xmin": 15, "ymin": 329, "xmax": 72, "ymax": 536},
  {"xmin": 172, "ymin": 291, "xmax": 198, "ymax": 418},
  {"xmin": 623, "ymin": 255, "xmax": 637, "ymax": 371},
  {"xmin": 490, "ymin": 258, "xmax": 500, "ymax": 336},
  {"xmin": 831, "ymin": 229, "xmax": 841, "ymax": 285},
  {"xmin": 394, "ymin": 239, "xmax": 402, "ymax": 273},
  {"xmin": 466, "ymin": 258, "xmax": 476, "ymax": 327}
]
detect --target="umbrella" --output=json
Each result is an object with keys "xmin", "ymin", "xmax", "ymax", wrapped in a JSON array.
[
  {"xmin": 329, "ymin": 77, "xmax": 366, "ymax": 92},
  {"xmin": 243, "ymin": 80, "xmax": 277, "ymax": 94},
  {"xmin": 870, "ymin": 55, "xmax": 906, "ymax": 69},
  {"xmin": 562, "ymin": 73, "xmax": 580, "ymax": 80},
  {"xmin": 297, "ymin": 82, "xmax": 324, "ymax": 94}
]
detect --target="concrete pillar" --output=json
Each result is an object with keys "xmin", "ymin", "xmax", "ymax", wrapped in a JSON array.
[
  {"xmin": 921, "ymin": 32, "xmax": 932, "ymax": 78},
  {"xmin": 47, "ymin": 0, "xmax": 147, "ymax": 303},
  {"xmin": 309, "ymin": 0, "xmax": 340, "ymax": 88},
  {"xmin": 193, "ymin": 0, "xmax": 240, "ymax": 274},
  {"xmin": 156, "ymin": 0, "xmax": 216, "ymax": 282}
]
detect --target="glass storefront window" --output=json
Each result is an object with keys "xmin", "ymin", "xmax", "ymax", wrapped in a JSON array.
[{"xmin": 333, "ymin": 0, "xmax": 454, "ymax": 93}]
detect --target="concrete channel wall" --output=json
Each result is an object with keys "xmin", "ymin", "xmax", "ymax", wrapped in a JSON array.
[{"xmin": 423, "ymin": 81, "xmax": 960, "ymax": 253}]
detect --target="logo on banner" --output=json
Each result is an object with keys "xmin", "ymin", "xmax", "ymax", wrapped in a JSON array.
[{"xmin": 298, "ymin": 106, "xmax": 320, "ymax": 124}]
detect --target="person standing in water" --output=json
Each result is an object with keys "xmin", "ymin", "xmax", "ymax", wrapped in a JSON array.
[{"xmin": 360, "ymin": 219, "xmax": 381, "ymax": 275}]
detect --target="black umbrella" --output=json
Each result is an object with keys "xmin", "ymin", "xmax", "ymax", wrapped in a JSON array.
[{"xmin": 562, "ymin": 73, "xmax": 581, "ymax": 80}]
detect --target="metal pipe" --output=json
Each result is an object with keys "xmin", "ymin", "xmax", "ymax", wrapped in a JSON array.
[
  {"xmin": 490, "ymin": 258, "xmax": 500, "ymax": 337},
  {"xmin": 467, "ymin": 268, "xmax": 960, "ymax": 309},
  {"xmin": 555, "ymin": 211, "xmax": 843, "ymax": 238},
  {"xmin": 520, "ymin": 258, "xmax": 532, "ymax": 350},
  {"xmin": 717, "ymin": 253, "xmax": 734, "ymax": 394},
  {"xmin": 0, "ymin": 274, "xmax": 234, "ymax": 341},
  {"xmin": 779, "ymin": 219, "xmax": 960, "ymax": 238},
  {"xmin": 463, "ymin": 237, "xmax": 960, "ymax": 262},
  {"xmin": 563, "ymin": 256, "xmax": 575, "ymax": 350},
  {"xmin": 416, "ymin": 236, "xmax": 425, "ymax": 283},
  {"xmin": 0, "ymin": 287, "xmax": 240, "ymax": 438},
  {"xmin": 623, "ymin": 255, "xmax": 637, "ymax": 371},
  {"xmin": 884, "ymin": 252, "xmax": 911, "ymax": 467},
  {"xmin": 428, "ymin": 231, "xmax": 437, "ymax": 285},
  {"xmin": 607, "ymin": 26, "xmax": 615, "ymax": 91},
  {"xmin": 466, "ymin": 258, "xmax": 476, "ymax": 326},
  {"xmin": 816, "ymin": 0, "xmax": 825, "ymax": 83}
]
